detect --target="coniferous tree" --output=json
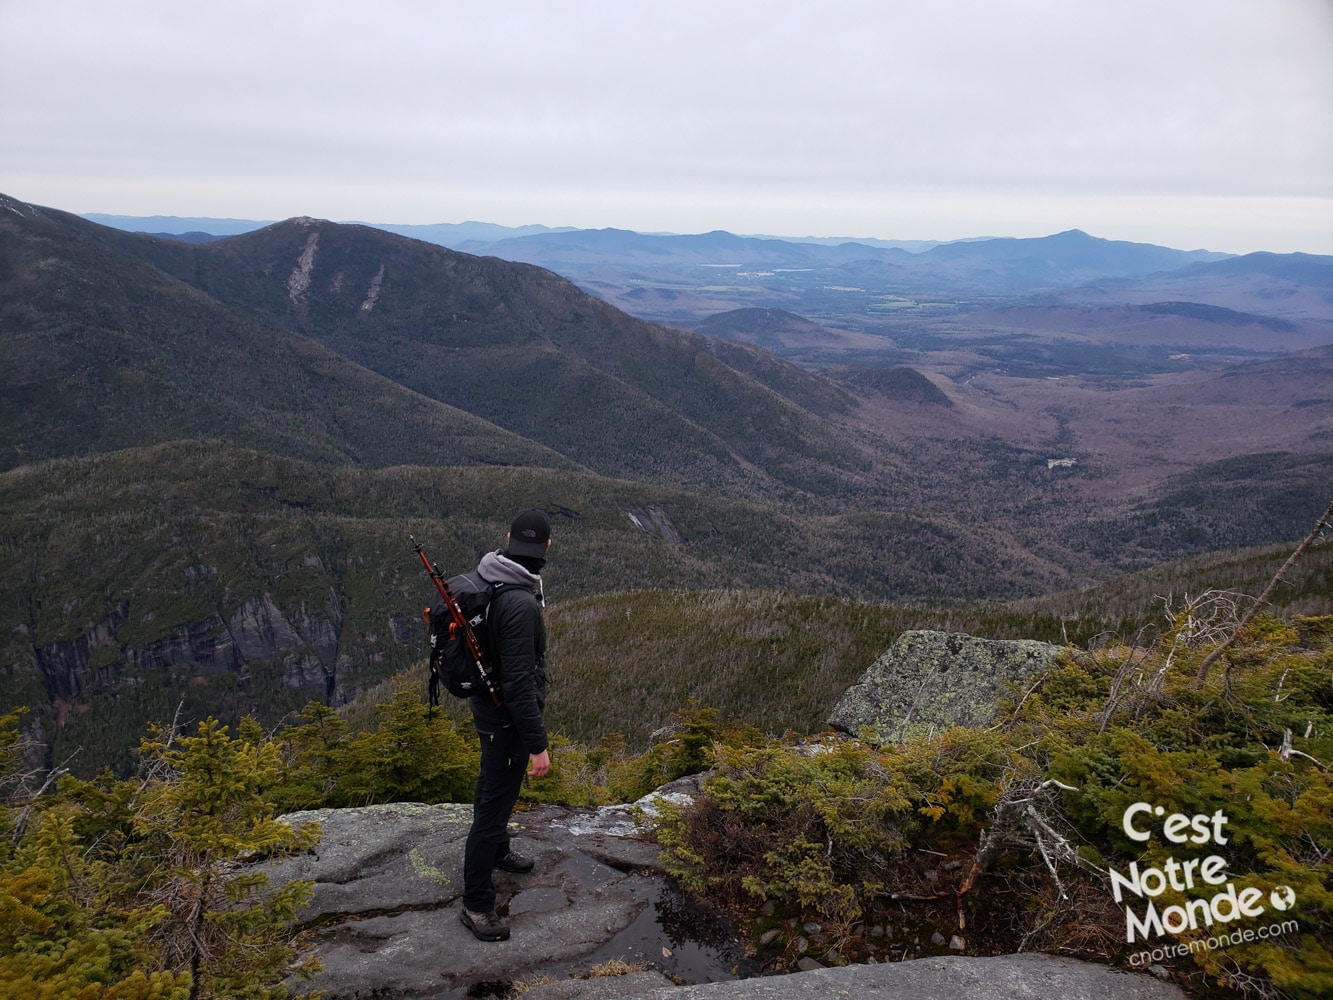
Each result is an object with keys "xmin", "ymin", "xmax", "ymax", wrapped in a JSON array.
[
  {"xmin": 0, "ymin": 712, "xmax": 322, "ymax": 1000},
  {"xmin": 128, "ymin": 718, "xmax": 321, "ymax": 999}
]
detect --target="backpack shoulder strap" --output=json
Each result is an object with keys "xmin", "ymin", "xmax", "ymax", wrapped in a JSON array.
[{"xmin": 475, "ymin": 579, "xmax": 502, "ymax": 657}]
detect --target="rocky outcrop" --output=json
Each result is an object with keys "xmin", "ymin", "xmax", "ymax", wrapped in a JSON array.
[
  {"xmin": 290, "ymin": 587, "xmax": 345, "ymax": 666},
  {"xmin": 228, "ymin": 591, "xmax": 343, "ymax": 693},
  {"xmin": 265, "ymin": 800, "xmax": 706, "ymax": 999},
  {"xmin": 33, "ymin": 613, "xmax": 128, "ymax": 700},
  {"xmin": 28, "ymin": 588, "xmax": 366, "ymax": 712},
  {"xmin": 514, "ymin": 954, "xmax": 1185, "ymax": 999},
  {"xmin": 31, "ymin": 638, "xmax": 86, "ymax": 702},
  {"xmin": 228, "ymin": 595, "xmax": 304, "ymax": 665},
  {"xmin": 828, "ymin": 630, "xmax": 1067, "ymax": 744},
  {"xmin": 264, "ymin": 797, "xmax": 1184, "ymax": 1000},
  {"xmin": 621, "ymin": 505, "xmax": 684, "ymax": 544},
  {"xmin": 127, "ymin": 613, "xmax": 240, "ymax": 674}
]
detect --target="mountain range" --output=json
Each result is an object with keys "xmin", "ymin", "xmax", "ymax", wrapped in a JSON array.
[
  {"xmin": 3, "ymin": 193, "xmax": 1330, "ymax": 775},
  {"xmin": 453, "ymin": 225, "xmax": 1231, "ymax": 283},
  {"xmin": 86, "ymin": 211, "xmax": 1333, "ymax": 363},
  {"xmin": 80, "ymin": 213, "xmax": 967, "ymax": 252}
]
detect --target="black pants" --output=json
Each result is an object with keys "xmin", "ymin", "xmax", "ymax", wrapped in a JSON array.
[{"xmin": 463, "ymin": 722, "xmax": 528, "ymax": 913}]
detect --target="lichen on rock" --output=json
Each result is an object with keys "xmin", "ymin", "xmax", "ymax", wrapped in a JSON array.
[{"xmin": 828, "ymin": 629, "xmax": 1067, "ymax": 744}]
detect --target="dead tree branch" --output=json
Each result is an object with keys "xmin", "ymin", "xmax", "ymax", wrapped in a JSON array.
[
  {"xmin": 955, "ymin": 777, "xmax": 1092, "ymax": 929},
  {"xmin": 1195, "ymin": 498, "xmax": 1333, "ymax": 685},
  {"xmin": 1278, "ymin": 728, "xmax": 1329, "ymax": 771},
  {"xmin": 9, "ymin": 758, "xmax": 74, "ymax": 846}
]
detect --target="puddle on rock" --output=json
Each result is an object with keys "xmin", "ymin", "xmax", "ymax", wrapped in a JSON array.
[
  {"xmin": 445, "ymin": 877, "xmax": 758, "ymax": 999},
  {"xmin": 460, "ymin": 981, "xmax": 512, "ymax": 999},
  {"xmin": 570, "ymin": 876, "xmax": 760, "ymax": 984},
  {"xmin": 506, "ymin": 887, "xmax": 570, "ymax": 916}
]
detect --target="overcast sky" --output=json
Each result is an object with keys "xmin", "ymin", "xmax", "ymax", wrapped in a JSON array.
[{"xmin": 2, "ymin": 0, "xmax": 1331, "ymax": 253}]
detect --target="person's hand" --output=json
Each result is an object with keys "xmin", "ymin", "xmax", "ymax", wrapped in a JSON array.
[{"xmin": 527, "ymin": 750, "xmax": 551, "ymax": 778}]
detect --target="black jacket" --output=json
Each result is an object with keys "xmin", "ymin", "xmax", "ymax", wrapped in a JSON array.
[{"xmin": 471, "ymin": 551, "xmax": 548, "ymax": 755}]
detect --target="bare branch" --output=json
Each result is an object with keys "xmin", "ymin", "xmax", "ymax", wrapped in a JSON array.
[
  {"xmin": 957, "ymin": 776, "xmax": 1096, "ymax": 924},
  {"xmin": 1196, "ymin": 498, "xmax": 1333, "ymax": 684},
  {"xmin": 1278, "ymin": 728, "xmax": 1329, "ymax": 771},
  {"xmin": 9, "ymin": 745, "xmax": 81, "ymax": 845}
]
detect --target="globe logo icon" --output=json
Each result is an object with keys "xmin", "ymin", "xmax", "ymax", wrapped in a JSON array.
[{"xmin": 1270, "ymin": 886, "xmax": 1296, "ymax": 911}]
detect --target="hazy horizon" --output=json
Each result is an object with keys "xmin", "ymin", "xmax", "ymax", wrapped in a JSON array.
[
  {"xmin": 4, "ymin": 1, "xmax": 1330, "ymax": 256},
  {"xmin": 72, "ymin": 207, "xmax": 1277, "ymax": 256}
]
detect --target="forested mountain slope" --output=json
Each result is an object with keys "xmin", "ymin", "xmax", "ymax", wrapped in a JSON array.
[
  {"xmin": 0, "ymin": 196, "xmax": 573, "ymax": 473},
  {"xmin": 106, "ymin": 214, "xmax": 867, "ymax": 496}
]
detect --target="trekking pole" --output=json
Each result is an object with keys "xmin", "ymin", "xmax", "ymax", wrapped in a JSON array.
[{"xmin": 411, "ymin": 536, "xmax": 501, "ymax": 706}]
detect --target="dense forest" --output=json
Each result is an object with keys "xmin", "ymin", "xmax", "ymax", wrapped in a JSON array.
[{"xmin": 4, "ymin": 586, "xmax": 1330, "ymax": 997}]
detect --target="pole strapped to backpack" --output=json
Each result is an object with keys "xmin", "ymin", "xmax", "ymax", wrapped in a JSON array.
[{"xmin": 411, "ymin": 536, "xmax": 501, "ymax": 708}]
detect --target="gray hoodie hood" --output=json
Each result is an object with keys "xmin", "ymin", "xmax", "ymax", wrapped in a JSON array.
[{"xmin": 477, "ymin": 550, "xmax": 545, "ymax": 603}]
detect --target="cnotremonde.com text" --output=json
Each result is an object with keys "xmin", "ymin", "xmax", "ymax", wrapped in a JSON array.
[
  {"xmin": 1128, "ymin": 920, "xmax": 1301, "ymax": 968},
  {"xmin": 1107, "ymin": 802, "xmax": 1297, "ymax": 944}
]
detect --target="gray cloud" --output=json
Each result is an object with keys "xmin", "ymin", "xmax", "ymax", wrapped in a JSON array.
[{"xmin": 1, "ymin": 0, "xmax": 1330, "ymax": 252}]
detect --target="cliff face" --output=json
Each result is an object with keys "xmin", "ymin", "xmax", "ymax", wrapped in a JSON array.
[
  {"xmin": 26, "ymin": 587, "xmax": 411, "ymax": 735},
  {"xmin": 225, "ymin": 592, "xmax": 345, "ymax": 697},
  {"xmin": 33, "ymin": 608, "xmax": 132, "ymax": 701},
  {"xmin": 126, "ymin": 613, "xmax": 240, "ymax": 675}
]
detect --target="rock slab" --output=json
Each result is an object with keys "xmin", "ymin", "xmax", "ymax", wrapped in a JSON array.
[
  {"xmin": 828, "ymin": 630, "xmax": 1067, "ymax": 743},
  {"xmin": 266, "ymin": 799, "xmax": 1186, "ymax": 1000},
  {"xmin": 519, "ymin": 953, "xmax": 1185, "ymax": 1000},
  {"xmin": 267, "ymin": 801, "xmax": 700, "ymax": 999}
]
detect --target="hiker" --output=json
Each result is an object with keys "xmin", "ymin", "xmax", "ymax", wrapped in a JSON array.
[{"xmin": 460, "ymin": 509, "xmax": 553, "ymax": 942}]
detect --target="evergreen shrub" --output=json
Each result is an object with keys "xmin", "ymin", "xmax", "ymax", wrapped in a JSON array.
[
  {"xmin": 656, "ymin": 613, "xmax": 1333, "ymax": 998},
  {"xmin": 1, "ymin": 713, "xmax": 321, "ymax": 999}
]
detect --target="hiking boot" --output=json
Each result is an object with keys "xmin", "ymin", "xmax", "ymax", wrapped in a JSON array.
[
  {"xmin": 460, "ymin": 907, "xmax": 510, "ymax": 942},
  {"xmin": 494, "ymin": 849, "xmax": 535, "ymax": 874}
]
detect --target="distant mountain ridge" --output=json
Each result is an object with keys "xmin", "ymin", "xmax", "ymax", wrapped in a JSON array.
[
  {"xmin": 449, "ymin": 225, "xmax": 1323, "ymax": 336},
  {"xmin": 81, "ymin": 213, "xmax": 277, "ymax": 236},
  {"xmin": 81, "ymin": 213, "xmax": 579, "ymax": 248},
  {"xmin": 454, "ymin": 226, "xmax": 1233, "ymax": 287},
  {"xmin": 361, "ymin": 221, "xmax": 581, "ymax": 246},
  {"xmin": 1, "ymin": 196, "xmax": 573, "ymax": 473},
  {"xmin": 908, "ymin": 228, "xmax": 1230, "ymax": 281},
  {"xmin": 1171, "ymin": 251, "xmax": 1333, "ymax": 284},
  {"xmin": 456, "ymin": 227, "xmax": 919, "ymax": 267},
  {"xmin": 14, "ymin": 197, "xmax": 867, "ymax": 498},
  {"xmin": 87, "ymin": 212, "xmax": 1326, "ymax": 325},
  {"xmin": 81, "ymin": 213, "xmax": 1237, "ymax": 274},
  {"xmin": 740, "ymin": 233, "xmax": 966, "ymax": 253},
  {"xmin": 1061, "ymin": 251, "xmax": 1333, "ymax": 320}
]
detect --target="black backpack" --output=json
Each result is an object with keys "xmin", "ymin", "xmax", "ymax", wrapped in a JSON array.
[{"xmin": 425, "ymin": 571, "xmax": 499, "ymax": 705}]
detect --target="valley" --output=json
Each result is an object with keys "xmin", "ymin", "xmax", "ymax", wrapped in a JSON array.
[{"xmin": 2, "ymin": 195, "xmax": 1331, "ymax": 777}]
